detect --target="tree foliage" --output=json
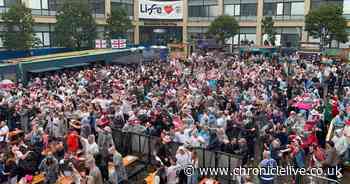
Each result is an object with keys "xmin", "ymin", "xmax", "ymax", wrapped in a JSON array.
[
  {"xmin": 207, "ymin": 15, "xmax": 239, "ymax": 44},
  {"xmin": 54, "ymin": 0, "xmax": 97, "ymax": 49},
  {"xmin": 262, "ymin": 16, "xmax": 276, "ymax": 46},
  {"xmin": 1, "ymin": 3, "xmax": 39, "ymax": 51},
  {"xmin": 105, "ymin": 8, "xmax": 133, "ymax": 39},
  {"xmin": 305, "ymin": 4, "xmax": 348, "ymax": 47}
]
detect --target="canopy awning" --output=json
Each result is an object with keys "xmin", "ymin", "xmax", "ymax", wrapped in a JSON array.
[
  {"xmin": 63, "ymin": 63, "xmax": 90, "ymax": 69},
  {"xmin": 28, "ymin": 67, "xmax": 62, "ymax": 73}
]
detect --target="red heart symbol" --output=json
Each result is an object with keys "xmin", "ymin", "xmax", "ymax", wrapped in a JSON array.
[{"xmin": 164, "ymin": 5, "xmax": 173, "ymax": 14}]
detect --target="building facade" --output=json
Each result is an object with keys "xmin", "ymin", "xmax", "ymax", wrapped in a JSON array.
[{"xmin": 0, "ymin": 0, "xmax": 350, "ymax": 48}]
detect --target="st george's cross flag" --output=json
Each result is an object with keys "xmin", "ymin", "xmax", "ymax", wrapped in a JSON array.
[
  {"xmin": 95, "ymin": 40, "xmax": 107, "ymax": 48},
  {"xmin": 111, "ymin": 39, "xmax": 127, "ymax": 49}
]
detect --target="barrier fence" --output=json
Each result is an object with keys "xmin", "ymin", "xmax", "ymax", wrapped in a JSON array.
[
  {"xmin": 111, "ymin": 129, "xmax": 243, "ymax": 184},
  {"xmin": 111, "ymin": 129, "xmax": 339, "ymax": 184}
]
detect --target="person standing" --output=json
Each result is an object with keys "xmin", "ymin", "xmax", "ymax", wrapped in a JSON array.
[
  {"xmin": 187, "ymin": 151, "xmax": 199, "ymax": 184},
  {"xmin": 39, "ymin": 153, "xmax": 59, "ymax": 184},
  {"xmin": 175, "ymin": 147, "xmax": 191, "ymax": 184},
  {"xmin": 109, "ymin": 146, "xmax": 128, "ymax": 184},
  {"xmin": 80, "ymin": 135, "xmax": 99, "ymax": 156},
  {"xmin": 0, "ymin": 121, "xmax": 9, "ymax": 148},
  {"xmin": 259, "ymin": 151, "xmax": 277, "ymax": 184},
  {"xmin": 96, "ymin": 126, "xmax": 114, "ymax": 181},
  {"xmin": 87, "ymin": 157, "xmax": 103, "ymax": 184},
  {"xmin": 321, "ymin": 141, "xmax": 340, "ymax": 183}
]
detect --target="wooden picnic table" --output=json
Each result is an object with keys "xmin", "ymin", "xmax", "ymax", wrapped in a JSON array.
[
  {"xmin": 108, "ymin": 155, "xmax": 138, "ymax": 174},
  {"xmin": 56, "ymin": 176, "xmax": 74, "ymax": 184},
  {"xmin": 144, "ymin": 171, "xmax": 157, "ymax": 184},
  {"xmin": 8, "ymin": 129, "xmax": 24, "ymax": 137}
]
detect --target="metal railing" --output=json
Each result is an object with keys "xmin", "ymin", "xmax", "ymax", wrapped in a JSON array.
[{"xmin": 111, "ymin": 129, "xmax": 243, "ymax": 184}]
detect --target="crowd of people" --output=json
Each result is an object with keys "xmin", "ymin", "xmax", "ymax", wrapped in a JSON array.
[{"xmin": 0, "ymin": 50, "xmax": 349, "ymax": 184}]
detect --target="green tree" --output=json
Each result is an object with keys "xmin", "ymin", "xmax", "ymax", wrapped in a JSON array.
[
  {"xmin": 262, "ymin": 16, "xmax": 276, "ymax": 46},
  {"xmin": 54, "ymin": 0, "xmax": 97, "ymax": 49},
  {"xmin": 305, "ymin": 4, "xmax": 348, "ymax": 48},
  {"xmin": 105, "ymin": 8, "xmax": 132, "ymax": 40},
  {"xmin": 1, "ymin": 3, "xmax": 39, "ymax": 51},
  {"xmin": 207, "ymin": 15, "xmax": 239, "ymax": 45}
]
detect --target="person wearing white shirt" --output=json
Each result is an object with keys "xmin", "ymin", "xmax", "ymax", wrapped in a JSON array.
[
  {"xmin": 166, "ymin": 158, "xmax": 180, "ymax": 184},
  {"xmin": 80, "ymin": 135, "xmax": 99, "ymax": 156},
  {"xmin": 176, "ymin": 146, "xmax": 191, "ymax": 184},
  {"xmin": 0, "ymin": 121, "xmax": 9, "ymax": 144},
  {"xmin": 332, "ymin": 129, "xmax": 348, "ymax": 158}
]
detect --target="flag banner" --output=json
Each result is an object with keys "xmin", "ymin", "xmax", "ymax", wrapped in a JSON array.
[
  {"xmin": 101, "ymin": 40, "xmax": 107, "ymax": 48},
  {"xmin": 111, "ymin": 39, "xmax": 127, "ymax": 49},
  {"xmin": 95, "ymin": 40, "xmax": 102, "ymax": 48}
]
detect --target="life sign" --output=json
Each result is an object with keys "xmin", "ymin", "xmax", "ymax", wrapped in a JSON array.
[
  {"xmin": 139, "ymin": 0, "xmax": 183, "ymax": 20},
  {"xmin": 140, "ymin": 4, "xmax": 162, "ymax": 15}
]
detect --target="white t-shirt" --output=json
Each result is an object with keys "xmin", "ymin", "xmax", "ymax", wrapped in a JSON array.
[
  {"xmin": 176, "ymin": 152, "xmax": 191, "ymax": 166},
  {"xmin": 166, "ymin": 165, "xmax": 180, "ymax": 184},
  {"xmin": 0, "ymin": 125, "xmax": 9, "ymax": 142}
]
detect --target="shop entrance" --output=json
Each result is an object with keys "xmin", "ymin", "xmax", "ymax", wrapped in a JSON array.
[{"xmin": 140, "ymin": 27, "xmax": 183, "ymax": 45}]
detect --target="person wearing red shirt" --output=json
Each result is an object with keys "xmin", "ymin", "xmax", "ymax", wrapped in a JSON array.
[{"xmin": 66, "ymin": 129, "xmax": 79, "ymax": 153}]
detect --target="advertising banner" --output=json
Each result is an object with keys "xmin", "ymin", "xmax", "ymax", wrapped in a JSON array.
[{"xmin": 139, "ymin": 0, "xmax": 183, "ymax": 19}]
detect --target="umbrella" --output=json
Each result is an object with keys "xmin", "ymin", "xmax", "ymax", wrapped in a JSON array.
[
  {"xmin": 292, "ymin": 102, "xmax": 313, "ymax": 110},
  {"xmin": 0, "ymin": 79, "xmax": 16, "ymax": 90}
]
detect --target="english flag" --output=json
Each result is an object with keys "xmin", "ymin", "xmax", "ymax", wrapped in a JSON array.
[
  {"xmin": 95, "ymin": 39, "xmax": 107, "ymax": 49},
  {"xmin": 111, "ymin": 39, "xmax": 127, "ymax": 49},
  {"xmin": 95, "ymin": 40, "xmax": 102, "ymax": 48}
]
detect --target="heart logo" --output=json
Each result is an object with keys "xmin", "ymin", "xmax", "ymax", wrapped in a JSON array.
[{"xmin": 164, "ymin": 5, "xmax": 173, "ymax": 14}]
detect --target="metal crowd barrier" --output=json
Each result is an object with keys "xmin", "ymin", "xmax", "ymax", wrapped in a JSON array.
[{"xmin": 111, "ymin": 129, "xmax": 243, "ymax": 184}]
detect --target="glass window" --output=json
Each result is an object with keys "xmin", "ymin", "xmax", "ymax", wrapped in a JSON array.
[
  {"xmin": 43, "ymin": 32, "xmax": 50, "ymax": 46},
  {"xmin": 264, "ymin": 3, "xmax": 276, "ymax": 16},
  {"xmin": 42, "ymin": 0, "xmax": 48, "ymax": 9},
  {"xmin": 0, "ymin": 0, "xmax": 4, "ymax": 6},
  {"xmin": 291, "ymin": 2, "xmax": 304, "ymax": 15},
  {"xmin": 189, "ymin": 6, "xmax": 202, "ymax": 17},
  {"xmin": 209, "ymin": 5, "xmax": 219, "ymax": 17},
  {"xmin": 88, "ymin": 0, "xmax": 105, "ymax": 16},
  {"xmin": 245, "ymin": 34, "xmax": 256, "ymax": 43},
  {"xmin": 241, "ymin": 3, "xmax": 256, "ymax": 16},
  {"xmin": 35, "ymin": 32, "xmax": 43, "ymax": 46},
  {"xmin": 344, "ymin": 0, "xmax": 350, "ymax": 14},
  {"xmin": 30, "ymin": 0, "xmax": 42, "ymax": 9},
  {"xmin": 112, "ymin": 2, "xmax": 133, "ymax": 16},
  {"xmin": 277, "ymin": 3, "xmax": 283, "ymax": 15},
  {"xmin": 224, "ymin": 4, "xmax": 234, "ymax": 15},
  {"xmin": 234, "ymin": 4, "xmax": 240, "ymax": 16},
  {"xmin": 233, "ymin": 35, "xmax": 239, "ymax": 44},
  {"xmin": 283, "ymin": 2, "xmax": 291, "ymax": 16},
  {"xmin": 6, "ymin": 0, "xmax": 19, "ymax": 7},
  {"xmin": 202, "ymin": 6, "xmax": 209, "ymax": 17}
]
